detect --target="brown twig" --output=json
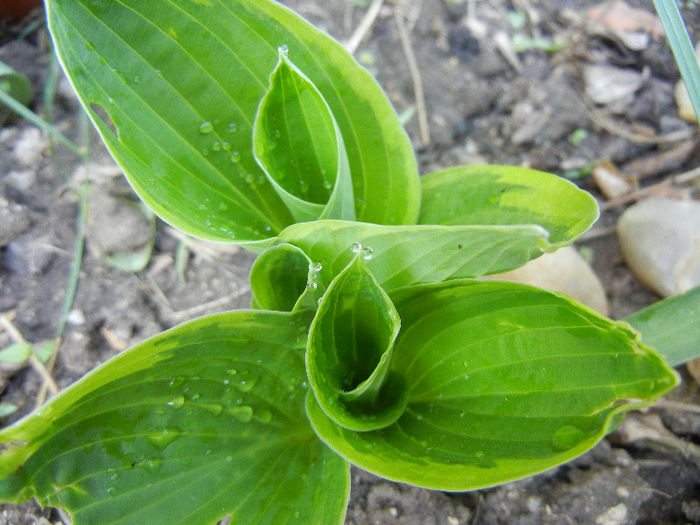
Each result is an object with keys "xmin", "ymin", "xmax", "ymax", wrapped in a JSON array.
[
  {"xmin": 0, "ymin": 313, "xmax": 59, "ymax": 396},
  {"xmin": 599, "ymin": 165, "xmax": 700, "ymax": 211},
  {"xmin": 345, "ymin": 0, "xmax": 384, "ymax": 55},
  {"xmin": 394, "ymin": 2, "xmax": 431, "ymax": 146},
  {"xmin": 587, "ymin": 104, "xmax": 695, "ymax": 145}
]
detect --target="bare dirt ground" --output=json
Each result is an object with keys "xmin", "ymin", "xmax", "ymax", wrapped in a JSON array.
[{"xmin": 1, "ymin": 1, "xmax": 699, "ymax": 523}]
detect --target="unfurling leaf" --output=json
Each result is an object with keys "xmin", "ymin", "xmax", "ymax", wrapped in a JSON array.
[
  {"xmin": 307, "ymin": 256, "xmax": 407, "ymax": 431},
  {"xmin": 253, "ymin": 47, "xmax": 354, "ymax": 222}
]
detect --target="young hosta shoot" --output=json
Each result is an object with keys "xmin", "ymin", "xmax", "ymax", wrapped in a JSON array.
[{"xmin": 0, "ymin": 1, "xmax": 686, "ymax": 524}]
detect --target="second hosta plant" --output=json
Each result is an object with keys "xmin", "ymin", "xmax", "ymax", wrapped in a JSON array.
[{"xmin": 0, "ymin": 1, "xmax": 682, "ymax": 524}]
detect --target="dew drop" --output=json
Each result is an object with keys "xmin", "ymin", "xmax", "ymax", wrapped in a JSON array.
[
  {"xmin": 167, "ymin": 395, "xmax": 185, "ymax": 409},
  {"xmin": 227, "ymin": 123, "xmax": 237, "ymax": 133},
  {"xmin": 235, "ymin": 377, "xmax": 258, "ymax": 393},
  {"xmin": 323, "ymin": 180, "xmax": 332, "ymax": 190},
  {"xmin": 133, "ymin": 75, "xmax": 141, "ymax": 84},
  {"xmin": 230, "ymin": 151, "xmax": 241, "ymax": 162},
  {"xmin": 222, "ymin": 141, "xmax": 231, "ymax": 151},
  {"xmin": 168, "ymin": 377, "xmax": 184, "ymax": 388},
  {"xmin": 465, "ymin": 375, "xmax": 470, "ymax": 380},
  {"xmin": 226, "ymin": 368, "xmax": 238, "ymax": 376},
  {"xmin": 226, "ymin": 455, "xmax": 233, "ymax": 462},
  {"xmin": 212, "ymin": 141, "xmax": 221, "ymax": 152},
  {"xmin": 106, "ymin": 486, "xmax": 116, "ymax": 497},
  {"xmin": 199, "ymin": 121, "xmax": 214, "ymax": 134},
  {"xmin": 312, "ymin": 263, "xmax": 323, "ymax": 272},
  {"xmin": 229, "ymin": 405, "xmax": 254, "ymax": 423},
  {"xmin": 274, "ymin": 129, "xmax": 281, "ymax": 138},
  {"xmin": 204, "ymin": 404, "xmax": 223, "ymax": 416},
  {"xmin": 278, "ymin": 44, "xmax": 289, "ymax": 56},
  {"xmin": 361, "ymin": 247, "xmax": 374, "ymax": 261},
  {"xmin": 307, "ymin": 281, "xmax": 318, "ymax": 290},
  {"xmin": 147, "ymin": 426, "xmax": 181, "ymax": 449},
  {"xmin": 351, "ymin": 242, "xmax": 362, "ymax": 254}
]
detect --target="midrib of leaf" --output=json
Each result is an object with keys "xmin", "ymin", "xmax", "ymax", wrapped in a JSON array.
[
  {"xmin": 59, "ymin": 2, "xmax": 280, "ymax": 228},
  {"xmin": 397, "ymin": 298, "xmax": 588, "ymax": 374},
  {"xmin": 405, "ymin": 325, "xmax": 617, "ymax": 389},
  {"xmin": 411, "ymin": 374, "xmax": 656, "ymax": 406}
]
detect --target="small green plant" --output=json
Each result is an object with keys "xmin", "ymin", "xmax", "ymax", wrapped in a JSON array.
[{"xmin": 0, "ymin": 1, "xmax": 697, "ymax": 523}]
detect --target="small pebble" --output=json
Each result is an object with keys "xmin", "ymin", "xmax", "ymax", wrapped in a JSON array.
[
  {"xmin": 583, "ymin": 64, "xmax": 644, "ymax": 105},
  {"xmin": 617, "ymin": 198, "xmax": 700, "ymax": 297},
  {"xmin": 12, "ymin": 128, "xmax": 47, "ymax": 166},
  {"xmin": 595, "ymin": 503, "xmax": 628, "ymax": 525}
]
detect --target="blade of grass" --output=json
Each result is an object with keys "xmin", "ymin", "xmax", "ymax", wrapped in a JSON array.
[
  {"xmin": 653, "ymin": 0, "xmax": 700, "ymax": 126},
  {"xmin": 36, "ymin": 111, "xmax": 92, "ymax": 407},
  {"xmin": 0, "ymin": 87, "xmax": 85, "ymax": 158}
]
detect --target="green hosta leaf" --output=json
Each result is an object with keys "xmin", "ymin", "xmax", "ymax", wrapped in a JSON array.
[
  {"xmin": 253, "ymin": 47, "xmax": 354, "ymax": 223},
  {"xmin": 47, "ymin": 0, "xmax": 419, "ymax": 244},
  {"xmin": 625, "ymin": 285, "xmax": 700, "ymax": 367},
  {"xmin": 307, "ymin": 280, "xmax": 678, "ymax": 491},
  {"xmin": 419, "ymin": 165, "xmax": 599, "ymax": 245},
  {"xmin": 276, "ymin": 220, "xmax": 552, "ymax": 294},
  {"xmin": 0, "ymin": 311, "xmax": 349, "ymax": 525},
  {"xmin": 249, "ymin": 242, "xmax": 317, "ymax": 312},
  {"xmin": 307, "ymin": 256, "xmax": 406, "ymax": 432}
]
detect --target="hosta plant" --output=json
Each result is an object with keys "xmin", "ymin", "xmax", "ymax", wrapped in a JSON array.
[{"xmin": 0, "ymin": 1, "xmax": 695, "ymax": 523}]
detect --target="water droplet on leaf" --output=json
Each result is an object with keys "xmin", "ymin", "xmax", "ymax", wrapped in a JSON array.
[
  {"xmin": 229, "ymin": 405, "xmax": 254, "ymax": 423},
  {"xmin": 147, "ymin": 427, "xmax": 181, "ymax": 449},
  {"xmin": 167, "ymin": 395, "xmax": 185, "ymax": 409},
  {"xmin": 351, "ymin": 242, "xmax": 362, "ymax": 254},
  {"xmin": 199, "ymin": 121, "xmax": 214, "ymax": 134}
]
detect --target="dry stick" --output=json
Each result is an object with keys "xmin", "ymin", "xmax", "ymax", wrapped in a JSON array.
[
  {"xmin": 600, "ymin": 165, "xmax": 700, "ymax": 211},
  {"xmin": 0, "ymin": 314, "xmax": 59, "ymax": 395},
  {"xmin": 587, "ymin": 103, "xmax": 695, "ymax": 145},
  {"xmin": 394, "ymin": 5, "xmax": 431, "ymax": 147},
  {"xmin": 345, "ymin": 0, "xmax": 384, "ymax": 55}
]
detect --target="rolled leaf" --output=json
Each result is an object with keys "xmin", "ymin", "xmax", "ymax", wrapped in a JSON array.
[
  {"xmin": 253, "ymin": 47, "xmax": 354, "ymax": 222},
  {"xmin": 307, "ymin": 256, "xmax": 406, "ymax": 431},
  {"xmin": 0, "ymin": 311, "xmax": 349, "ymax": 524},
  {"xmin": 419, "ymin": 165, "xmax": 599, "ymax": 245},
  {"xmin": 307, "ymin": 280, "xmax": 678, "ymax": 491},
  {"xmin": 277, "ymin": 220, "xmax": 552, "ymax": 293},
  {"xmin": 46, "ymin": 0, "xmax": 420, "ymax": 244},
  {"xmin": 249, "ymin": 242, "xmax": 321, "ymax": 312}
]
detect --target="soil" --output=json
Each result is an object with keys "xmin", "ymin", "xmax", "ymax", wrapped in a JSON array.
[{"xmin": 1, "ymin": 1, "xmax": 699, "ymax": 524}]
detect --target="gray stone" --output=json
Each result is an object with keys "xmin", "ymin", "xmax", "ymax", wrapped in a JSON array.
[{"xmin": 617, "ymin": 198, "xmax": 700, "ymax": 297}]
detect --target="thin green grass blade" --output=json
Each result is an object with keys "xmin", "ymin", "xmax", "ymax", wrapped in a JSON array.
[
  {"xmin": 625, "ymin": 285, "xmax": 700, "ymax": 367},
  {"xmin": 653, "ymin": 0, "xmax": 700, "ymax": 126}
]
